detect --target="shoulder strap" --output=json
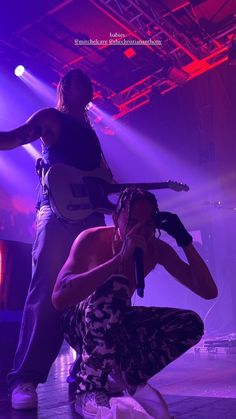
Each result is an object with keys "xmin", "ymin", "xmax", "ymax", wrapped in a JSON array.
[{"xmin": 35, "ymin": 158, "xmax": 50, "ymax": 186}]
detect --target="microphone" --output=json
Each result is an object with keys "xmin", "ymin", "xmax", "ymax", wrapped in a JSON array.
[{"xmin": 134, "ymin": 247, "xmax": 145, "ymax": 298}]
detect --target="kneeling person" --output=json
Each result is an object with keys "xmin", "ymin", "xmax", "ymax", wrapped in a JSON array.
[{"xmin": 52, "ymin": 188, "xmax": 217, "ymax": 417}]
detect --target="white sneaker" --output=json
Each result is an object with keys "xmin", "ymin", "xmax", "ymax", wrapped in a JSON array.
[
  {"xmin": 11, "ymin": 382, "xmax": 38, "ymax": 410},
  {"xmin": 75, "ymin": 390, "xmax": 110, "ymax": 418}
]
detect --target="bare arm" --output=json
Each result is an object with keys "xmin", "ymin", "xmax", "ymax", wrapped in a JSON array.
[
  {"xmin": 0, "ymin": 107, "xmax": 59, "ymax": 150},
  {"xmin": 156, "ymin": 239, "xmax": 218, "ymax": 300},
  {"xmin": 52, "ymin": 230, "xmax": 122, "ymax": 311}
]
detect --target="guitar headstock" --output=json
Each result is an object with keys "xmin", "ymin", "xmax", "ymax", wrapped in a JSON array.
[{"xmin": 167, "ymin": 180, "xmax": 189, "ymax": 192}]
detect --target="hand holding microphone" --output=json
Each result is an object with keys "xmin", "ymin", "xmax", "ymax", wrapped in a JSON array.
[
  {"xmin": 133, "ymin": 247, "xmax": 144, "ymax": 297},
  {"xmin": 119, "ymin": 221, "xmax": 147, "ymax": 297},
  {"xmin": 119, "ymin": 221, "xmax": 147, "ymax": 262}
]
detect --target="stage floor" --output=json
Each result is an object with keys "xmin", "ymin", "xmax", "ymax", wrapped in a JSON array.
[{"xmin": 0, "ymin": 342, "xmax": 236, "ymax": 418}]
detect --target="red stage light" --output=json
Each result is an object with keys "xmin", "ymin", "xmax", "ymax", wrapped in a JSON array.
[{"xmin": 124, "ymin": 48, "xmax": 136, "ymax": 59}]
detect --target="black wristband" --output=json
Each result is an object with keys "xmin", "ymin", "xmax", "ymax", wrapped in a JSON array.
[{"xmin": 176, "ymin": 232, "xmax": 193, "ymax": 247}]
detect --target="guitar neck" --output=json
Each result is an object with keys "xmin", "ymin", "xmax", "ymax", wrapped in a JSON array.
[{"xmin": 107, "ymin": 182, "xmax": 170, "ymax": 194}]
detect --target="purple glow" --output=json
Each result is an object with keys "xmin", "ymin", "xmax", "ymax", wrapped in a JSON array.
[
  {"xmin": 16, "ymin": 71, "xmax": 56, "ymax": 105},
  {"xmin": 86, "ymin": 101, "xmax": 93, "ymax": 110},
  {"xmin": 22, "ymin": 144, "xmax": 41, "ymax": 160},
  {"xmin": 0, "ymin": 154, "xmax": 32, "ymax": 190},
  {"xmin": 14, "ymin": 65, "xmax": 25, "ymax": 77}
]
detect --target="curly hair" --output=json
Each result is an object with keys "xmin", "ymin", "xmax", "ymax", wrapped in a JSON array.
[{"xmin": 112, "ymin": 187, "xmax": 160, "ymax": 254}]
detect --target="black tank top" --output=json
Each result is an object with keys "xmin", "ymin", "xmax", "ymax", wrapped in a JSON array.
[{"xmin": 37, "ymin": 111, "xmax": 102, "ymax": 209}]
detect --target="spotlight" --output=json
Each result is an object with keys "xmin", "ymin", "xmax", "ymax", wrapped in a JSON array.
[
  {"xmin": 124, "ymin": 47, "xmax": 136, "ymax": 59},
  {"xmin": 86, "ymin": 101, "xmax": 93, "ymax": 110},
  {"xmin": 14, "ymin": 65, "xmax": 25, "ymax": 77}
]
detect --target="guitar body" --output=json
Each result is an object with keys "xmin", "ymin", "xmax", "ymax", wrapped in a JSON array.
[
  {"xmin": 44, "ymin": 164, "xmax": 189, "ymax": 222},
  {"xmin": 44, "ymin": 164, "xmax": 114, "ymax": 221}
]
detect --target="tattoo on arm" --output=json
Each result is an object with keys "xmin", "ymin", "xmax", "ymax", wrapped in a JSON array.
[
  {"xmin": 18, "ymin": 124, "xmax": 42, "ymax": 145},
  {"xmin": 60, "ymin": 277, "xmax": 73, "ymax": 290}
]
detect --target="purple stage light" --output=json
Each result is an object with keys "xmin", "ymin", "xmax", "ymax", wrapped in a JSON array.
[
  {"xmin": 22, "ymin": 144, "xmax": 41, "ymax": 160},
  {"xmin": 20, "ymin": 72, "xmax": 56, "ymax": 105},
  {"xmin": 14, "ymin": 65, "xmax": 25, "ymax": 77},
  {"xmin": 86, "ymin": 101, "xmax": 93, "ymax": 110}
]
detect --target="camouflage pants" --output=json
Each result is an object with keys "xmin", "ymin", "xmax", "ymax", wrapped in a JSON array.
[{"xmin": 63, "ymin": 275, "xmax": 204, "ymax": 393}]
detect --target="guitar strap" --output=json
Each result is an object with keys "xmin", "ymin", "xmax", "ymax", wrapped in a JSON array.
[{"xmin": 35, "ymin": 158, "xmax": 50, "ymax": 194}]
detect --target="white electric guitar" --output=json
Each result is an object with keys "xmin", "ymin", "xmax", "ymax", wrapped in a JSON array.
[{"xmin": 44, "ymin": 164, "xmax": 189, "ymax": 222}]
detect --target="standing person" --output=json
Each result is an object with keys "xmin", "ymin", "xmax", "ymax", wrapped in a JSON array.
[
  {"xmin": 52, "ymin": 188, "xmax": 218, "ymax": 418},
  {"xmin": 0, "ymin": 68, "xmax": 113, "ymax": 410}
]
